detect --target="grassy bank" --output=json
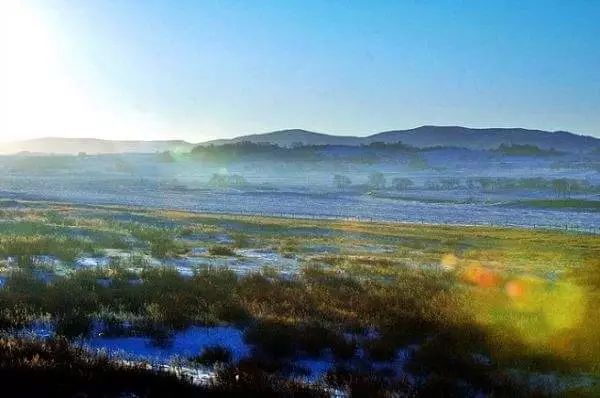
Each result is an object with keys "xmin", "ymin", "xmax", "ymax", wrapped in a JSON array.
[{"xmin": 506, "ymin": 198, "xmax": 600, "ymax": 211}]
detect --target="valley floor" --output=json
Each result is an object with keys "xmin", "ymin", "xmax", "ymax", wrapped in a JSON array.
[{"xmin": 2, "ymin": 183, "xmax": 599, "ymax": 233}]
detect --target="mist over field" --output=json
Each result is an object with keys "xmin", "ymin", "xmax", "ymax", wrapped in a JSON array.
[{"xmin": 2, "ymin": 127, "xmax": 599, "ymax": 231}]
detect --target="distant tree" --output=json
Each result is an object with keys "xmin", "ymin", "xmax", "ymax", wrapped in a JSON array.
[
  {"xmin": 477, "ymin": 178, "xmax": 497, "ymax": 192},
  {"xmin": 114, "ymin": 158, "xmax": 132, "ymax": 173},
  {"xmin": 495, "ymin": 144, "xmax": 563, "ymax": 157},
  {"xmin": 209, "ymin": 173, "xmax": 229, "ymax": 188},
  {"xmin": 333, "ymin": 174, "xmax": 352, "ymax": 191},
  {"xmin": 551, "ymin": 178, "xmax": 583, "ymax": 198},
  {"xmin": 391, "ymin": 177, "xmax": 413, "ymax": 191},
  {"xmin": 517, "ymin": 177, "xmax": 548, "ymax": 190},
  {"xmin": 157, "ymin": 151, "xmax": 175, "ymax": 163},
  {"xmin": 465, "ymin": 178, "xmax": 478, "ymax": 190},
  {"xmin": 208, "ymin": 173, "xmax": 247, "ymax": 188},
  {"xmin": 228, "ymin": 174, "xmax": 248, "ymax": 187},
  {"xmin": 407, "ymin": 155, "xmax": 428, "ymax": 170},
  {"xmin": 367, "ymin": 172, "xmax": 386, "ymax": 190},
  {"xmin": 367, "ymin": 141, "xmax": 415, "ymax": 152},
  {"xmin": 552, "ymin": 178, "xmax": 570, "ymax": 198},
  {"xmin": 439, "ymin": 177, "xmax": 461, "ymax": 190}
]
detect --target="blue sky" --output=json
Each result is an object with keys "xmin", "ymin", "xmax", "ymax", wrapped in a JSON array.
[{"xmin": 1, "ymin": 0, "xmax": 599, "ymax": 141}]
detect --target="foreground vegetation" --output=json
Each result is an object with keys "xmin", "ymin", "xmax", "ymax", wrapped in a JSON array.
[
  {"xmin": 0, "ymin": 199, "xmax": 598, "ymax": 396},
  {"xmin": 0, "ymin": 337, "xmax": 325, "ymax": 397}
]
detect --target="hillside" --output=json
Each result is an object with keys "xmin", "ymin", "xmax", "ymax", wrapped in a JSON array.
[
  {"xmin": 203, "ymin": 129, "xmax": 363, "ymax": 147},
  {"xmin": 367, "ymin": 126, "xmax": 599, "ymax": 152},
  {"xmin": 200, "ymin": 126, "xmax": 600, "ymax": 153},
  {"xmin": 0, "ymin": 138, "xmax": 194, "ymax": 155},
  {"xmin": 2, "ymin": 126, "xmax": 598, "ymax": 155}
]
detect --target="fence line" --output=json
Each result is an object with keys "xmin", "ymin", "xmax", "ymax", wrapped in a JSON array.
[{"xmin": 197, "ymin": 208, "xmax": 600, "ymax": 235}]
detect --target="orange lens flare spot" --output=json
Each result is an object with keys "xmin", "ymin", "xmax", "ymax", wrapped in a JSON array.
[
  {"xmin": 505, "ymin": 280, "xmax": 525, "ymax": 298},
  {"xmin": 463, "ymin": 264, "xmax": 500, "ymax": 288}
]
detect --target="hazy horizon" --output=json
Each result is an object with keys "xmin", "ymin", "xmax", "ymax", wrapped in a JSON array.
[
  {"xmin": 2, "ymin": 123, "xmax": 600, "ymax": 145},
  {"xmin": 1, "ymin": 0, "xmax": 599, "ymax": 142}
]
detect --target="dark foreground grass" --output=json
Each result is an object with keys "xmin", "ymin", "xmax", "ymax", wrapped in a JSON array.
[
  {"xmin": 191, "ymin": 344, "xmax": 233, "ymax": 366},
  {"xmin": 0, "ymin": 265, "xmax": 586, "ymax": 396},
  {"xmin": 0, "ymin": 337, "xmax": 326, "ymax": 398}
]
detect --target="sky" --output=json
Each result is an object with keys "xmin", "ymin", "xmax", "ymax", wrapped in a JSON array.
[{"xmin": 1, "ymin": 0, "xmax": 599, "ymax": 143}]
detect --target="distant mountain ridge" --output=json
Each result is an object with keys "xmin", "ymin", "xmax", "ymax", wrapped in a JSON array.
[
  {"xmin": 202, "ymin": 126, "xmax": 600, "ymax": 153},
  {"xmin": 203, "ymin": 129, "xmax": 364, "ymax": 147},
  {"xmin": 1, "ymin": 126, "xmax": 598, "ymax": 154},
  {"xmin": 0, "ymin": 138, "xmax": 194, "ymax": 155}
]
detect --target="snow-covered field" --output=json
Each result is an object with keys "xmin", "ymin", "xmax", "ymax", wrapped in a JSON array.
[{"xmin": 2, "ymin": 180, "xmax": 598, "ymax": 232}]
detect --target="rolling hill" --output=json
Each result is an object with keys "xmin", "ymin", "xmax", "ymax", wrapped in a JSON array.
[
  {"xmin": 0, "ymin": 138, "xmax": 194, "ymax": 155},
  {"xmin": 202, "ymin": 126, "xmax": 600, "ymax": 153},
  {"xmin": 203, "ymin": 129, "xmax": 364, "ymax": 147},
  {"xmin": 1, "ymin": 126, "xmax": 598, "ymax": 154}
]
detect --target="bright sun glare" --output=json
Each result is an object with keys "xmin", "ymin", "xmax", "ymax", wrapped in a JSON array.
[
  {"xmin": 0, "ymin": 1, "xmax": 165, "ymax": 142},
  {"xmin": 1, "ymin": 1, "xmax": 85, "ymax": 140}
]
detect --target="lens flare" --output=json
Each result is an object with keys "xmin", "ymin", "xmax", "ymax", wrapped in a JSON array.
[{"xmin": 463, "ymin": 261, "xmax": 501, "ymax": 288}]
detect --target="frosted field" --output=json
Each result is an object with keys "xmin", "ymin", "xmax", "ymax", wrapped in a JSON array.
[
  {"xmin": 1, "ymin": 150, "xmax": 599, "ymax": 232},
  {"xmin": 2, "ymin": 181, "xmax": 599, "ymax": 232}
]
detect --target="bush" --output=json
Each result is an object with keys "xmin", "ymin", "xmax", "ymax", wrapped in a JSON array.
[
  {"xmin": 391, "ymin": 177, "xmax": 414, "ymax": 191},
  {"xmin": 0, "ymin": 337, "xmax": 205, "ymax": 396},
  {"xmin": 244, "ymin": 321, "xmax": 297, "ymax": 358},
  {"xmin": 208, "ymin": 245, "xmax": 235, "ymax": 256},
  {"xmin": 55, "ymin": 312, "xmax": 92, "ymax": 338},
  {"xmin": 333, "ymin": 174, "xmax": 352, "ymax": 190},
  {"xmin": 279, "ymin": 238, "xmax": 298, "ymax": 255},
  {"xmin": 191, "ymin": 345, "xmax": 232, "ymax": 366},
  {"xmin": 367, "ymin": 172, "xmax": 386, "ymax": 190}
]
